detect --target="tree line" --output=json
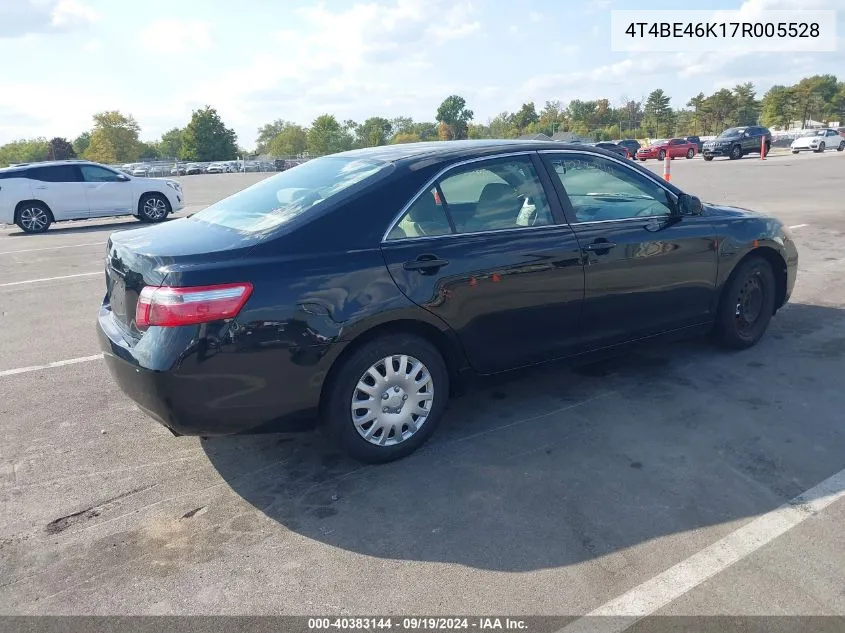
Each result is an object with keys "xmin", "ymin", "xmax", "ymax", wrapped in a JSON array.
[{"xmin": 1, "ymin": 74, "xmax": 843, "ymax": 168}]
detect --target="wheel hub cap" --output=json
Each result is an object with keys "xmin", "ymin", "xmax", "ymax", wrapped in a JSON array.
[
  {"xmin": 351, "ymin": 354, "xmax": 434, "ymax": 447},
  {"xmin": 735, "ymin": 274, "xmax": 763, "ymax": 330},
  {"xmin": 20, "ymin": 208, "xmax": 47, "ymax": 231}
]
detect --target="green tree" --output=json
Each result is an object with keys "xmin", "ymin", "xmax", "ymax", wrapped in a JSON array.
[
  {"xmin": 266, "ymin": 124, "xmax": 308, "ymax": 156},
  {"xmin": 255, "ymin": 119, "xmax": 292, "ymax": 154},
  {"xmin": 642, "ymin": 89, "xmax": 672, "ymax": 136},
  {"xmin": 72, "ymin": 132, "xmax": 91, "ymax": 157},
  {"xmin": 760, "ymin": 85, "xmax": 795, "ymax": 129},
  {"xmin": 489, "ymin": 112, "xmax": 518, "ymax": 139},
  {"xmin": 733, "ymin": 82, "xmax": 759, "ymax": 126},
  {"xmin": 86, "ymin": 111, "xmax": 142, "ymax": 162},
  {"xmin": 390, "ymin": 116, "xmax": 415, "ymax": 136},
  {"xmin": 47, "ymin": 137, "xmax": 76, "ymax": 160},
  {"xmin": 435, "ymin": 95, "xmax": 474, "ymax": 140},
  {"xmin": 180, "ymin": 106, "xmax": 238, "ymax": 161},
  {"xmin": 307, "ymin": 114, "xmax": 352, "ymax": 155},
  {"xmin": 705, "ymin": 89, "xmax": 738, "ymax": 131},
  {"xmin": 392, "ymin": 132, "xmax": 421, "ymax": 144},
  {"xmin": 159, "ymin": 127, "xmax": 183, "ymax": 158},
  {"xmin": 356, "ymin": 117, "xmax": 393, "ymax": 147},
  {"xmin": 84, "ymin": 132, "xmax": 117, "ymax": 164},
  {"xmin": 567, "ymin": 100, "xmax": 598, "ymax": 127},
  {"xmin": 138, "ymin": 142, "xmax": 161, "ymax": 160},
  {"xmin": 793, "ymin": 75, "xmax": 839, "ymax": 126},
  {"xmin": 412, "ymin": 121, "xmax": 439, "ymax": 141},
  {"xmin": 0, "ymin": 138, "xmax": 49, "ymax": 167},
  {"xmin": 467, "ymin": 123, "xmax": 490, "ymax": 139},
  {"xmin": 512, "ymin": 102, "xmax": 539, "ymax": 132}
]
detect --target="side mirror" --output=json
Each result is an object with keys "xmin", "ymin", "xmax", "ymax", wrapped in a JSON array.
[
  {"xmin": 678, "ymin": 193, "xmax": 703, "ymax": 216},
  {"xmin": 118, "ymin": 174, "xmax": 130, "ymax": 182}
]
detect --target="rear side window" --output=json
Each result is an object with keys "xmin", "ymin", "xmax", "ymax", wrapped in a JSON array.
[
  {"xmin": 28, "ymin": 165, "xmax": 81, "ymax": 182},
  {"xmin": 0, "ymin": 170, "xmax": 27, "ymax": 180},
  {"xmin": 80, "ymin": 165, "xmax": 124, "ymax": 182},
  {"xmin": 193, "ymin": 156, "xmax": 392, "ymax": 233}
]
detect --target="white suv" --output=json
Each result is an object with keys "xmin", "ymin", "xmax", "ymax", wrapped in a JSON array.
[{"xmin": 0, "ymin": 160, "xmax": 185, "ymax": 233}]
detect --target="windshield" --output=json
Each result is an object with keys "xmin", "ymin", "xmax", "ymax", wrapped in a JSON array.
[
  {"xmin": 718, "ymin": 128, "xmax": 746, "ymax": 138},
  {"xmin": 192, "ymin": 155, "xmax": 391, "ymax": 233},
  {"xmin": 803, "ymin": 130, "xmax": 826, "ymax": 137}
]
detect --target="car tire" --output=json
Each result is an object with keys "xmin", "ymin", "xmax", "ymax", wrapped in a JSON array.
[
  {"xmin": 323, "ymin": 333, "xmax": 449, "ymax": 463},
  {"xmin": 686, "ymin": 148, "xmax": 695, "ymax": 159},
  {"xmin": 729, "ymin": 145, "xmax": 742, "ymax": 160},
  {"xmin": 703, "ymin": 155, "xmax": 713, "ymax": 161},
  {"xmin": 792, "ymin": 150, "xmax": 799, "ymax": 154},
  {"xmin": 815, "ymin": 142, "xmax": 825, "ymax": 153},
  {"xmin": 657, "ymin": 150, "xmax": 666, "ymax": 161},
  {"xmin": 838, "ymin": 141, "xmax": 845, "ymax": 151},
  {"xmin": 638, "ymin": 157, "xmax": 647, "ymax": 162},
  {"xmin": 15, "ymin": 202, "xmax": 53, "ymax": 234},
  {"xmin": 714, "ymin": 256, "xmax": 776, "ymax": 350},
  {"xmin": 137, "ymin": 193, "xmax": 171, "ymax": 223}
]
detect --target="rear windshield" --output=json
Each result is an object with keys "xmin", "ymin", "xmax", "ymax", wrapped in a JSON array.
[{"xmin": 192, "ymin": 155, "xmax": 392, "ymax": 233}]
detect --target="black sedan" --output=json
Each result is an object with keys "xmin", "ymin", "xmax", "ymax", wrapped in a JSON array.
[
  {"xmin": 589, "ymin": 141, "xmax": 631, "ymax": 159},
  {"xmin": 99, "ymin": 140, "xmax": 798, "ymax": 463}
]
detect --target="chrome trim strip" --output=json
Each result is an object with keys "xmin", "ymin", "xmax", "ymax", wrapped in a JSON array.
[
  {"xmin": 378, "ymin": 222, "xmax": 571, "ymax": 245},
  {"xmin": 380, "ymin": 151, "xmax": 536, "ymax": 244},
  {"xmin": 568, "ymin": 216, "xmax": 671, "ymax": 227}
]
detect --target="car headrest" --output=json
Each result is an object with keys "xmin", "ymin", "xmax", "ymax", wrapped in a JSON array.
[
  {"xmin": 478, "ymin": 182, "xmax": 515, "ymax": 205},
  {"xmin": 408, "ymin": 191, "xmax": 441, "ymax": 223}
]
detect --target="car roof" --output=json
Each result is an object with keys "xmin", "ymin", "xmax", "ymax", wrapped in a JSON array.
[
  {"xmin": 328, "ymin": 139, "xmax": 612, "ymax": 165},
  {"xmin": 0, "ymin": 159, "xmax": 100, "ymax": 172}
]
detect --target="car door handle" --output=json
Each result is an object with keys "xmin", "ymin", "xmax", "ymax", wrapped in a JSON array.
[
  {"xmin": 403, "ymin": 256, "xmax": 449, "ymax": 272},
  {"xmin": 584, "ymin": 241, "xmax": 617, "ymax": 251}
]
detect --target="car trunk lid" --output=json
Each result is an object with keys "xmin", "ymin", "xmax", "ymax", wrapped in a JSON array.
[{"xmin": 104, "ymin": 217, "xmax": 260, "ymax": 336}]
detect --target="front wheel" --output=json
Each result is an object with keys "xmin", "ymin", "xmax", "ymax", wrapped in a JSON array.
[
  {"xmin": 657, "ymin": 150, "xmax": 666, "ymax": 161},
  {"xmin": 323, "ymin": 334, "xmax": 449, "ymax": 463},
  {"xmin": 138, "ymin": 193, "xmax": 171, "ymax": 223},
  {"xmin": 703, "ymin": 155, "xmax": 714, "ymax": 161},
  {"xmin": 815, "ymin": 142, "xmax": 825, "ymax": 153},
  {"xmin": 16, "ymin": 203, "xmax": 53, "ymax": 233},
  {"xmin": 713, "ymin": 257, "xmax": 776, "ymax": 349},
  {"xmin": 792, "ymin": 150, "xmax": 799, "ymax": 154},
  {"xmin": 729, "ymin": 145, "xmax": 742, "ymax": 160},
  {"xmin": 686, "ymin": 148, "xmax": 695, "ymax": 159}
]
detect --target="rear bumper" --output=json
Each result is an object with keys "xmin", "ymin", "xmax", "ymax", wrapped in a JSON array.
[{"xmin": 97, "ymin": 307, "xmax": 330, "ymax": 436}]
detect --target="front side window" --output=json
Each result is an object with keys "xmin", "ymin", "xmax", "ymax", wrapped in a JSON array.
[
  {"xmin": 545, "ymin": 153, "xmax": 674, "ymax": 223},
  {"xmin": 81, "ymin": 165, "xmax": 123, "ymax": 182},
  {"xmin": 193, "ymin": 155, "xmax": 392, "ymax": 233}
]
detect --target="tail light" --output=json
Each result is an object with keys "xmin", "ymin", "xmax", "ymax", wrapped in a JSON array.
[{"xmin": 135, "ymin": 282, "xmax": 253, "ymax": 329}]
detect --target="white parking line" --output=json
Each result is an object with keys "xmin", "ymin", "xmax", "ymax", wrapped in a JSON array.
[
  {"xmin": 788, "ymin": 224, "xmax": 809, "ymax": 230},
  {"xmin": 560, "ymin": 467, "xmax": 845, "ymax": 633},
  {"xmin": 0, "ymin": 354, "xmax": 103, "ymax": 378},
  {"xmin": 0, "ymin": 241, "xmax": 103, "ymax": 256},
  {"xmin": 0, "ymin": 271, "xmax": 101, "ymax": 287}
]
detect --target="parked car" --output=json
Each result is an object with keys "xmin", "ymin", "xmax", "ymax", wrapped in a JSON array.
[
  {"xmin": 636, "ymin": 138, "xmax": 697, "ymax": 161},
  {"xmin": 131, "ymin": 164, "xmax": 150, "ymax": 177},
  {"xmin": 0, "ymin": 159, "xmax": 184, "ymax": 233},
  {"xmin": 184, "ymin": 163, "xmax": 203, "ymax": 175},
  {"xmin": 206, "ymin": 162, "xmax": 234, "ymax": 174},
  {"xmin": 148, "ymin": 165, "xmax": 168, "ymax": 177},
  {"xmin": 590, "ymin": 142, "xmax": 631, "ymax": 159},
  {"xmin": 615, "ymin": 139, "xmax": 641, "ymax": 157},
  {"xmin": 790, "ymin": 128, "xmax": 845, "ymax": 153},
  {"xmin": 702, "ymin": 126, "xmax": 772, "ymax": 161},
  {"xmin": 170, "ymin": 164, "xmax": 187, "ymax": 176},
  {"xmin": 685, "ymin": 136, "xmax": 703, "ymax": 153},
  {"xmin": 98, "ymin": 140, "xmax": 797, "ymax": 463}
]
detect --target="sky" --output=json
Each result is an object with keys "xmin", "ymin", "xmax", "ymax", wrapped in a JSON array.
[{"xmin": 1, "ymin": 0, "xmax": 843, "ymax": 149}]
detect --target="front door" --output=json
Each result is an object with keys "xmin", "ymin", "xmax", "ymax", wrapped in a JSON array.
[
  {"xmin": 26, "ymin": 165, "xmax": 88, "ymax": 221},
  {"xmin": 540, "ymin": 151, "xmax": 719, "ymax": 348},
  {"xmin": 79, "ymin": 164, "xmax": 134, "ymax": 217},
  {"xmin": 380, "ymin": 154, "xmax": 585, "ymax": 374}
]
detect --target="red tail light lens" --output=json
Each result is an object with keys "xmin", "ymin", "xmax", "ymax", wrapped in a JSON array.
[{"xmin": 135, "ymin": 283, "xmax": 253, "ymax": 328}]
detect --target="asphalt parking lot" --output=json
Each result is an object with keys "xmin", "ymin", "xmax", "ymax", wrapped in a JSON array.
[{"xmin": 2, "ymin": 150, "xmax": 845, "ymax": 620}]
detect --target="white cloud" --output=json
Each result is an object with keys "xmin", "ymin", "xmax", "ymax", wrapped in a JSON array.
[
  {"xmin": 528, "ymin": 12, "xmax": 542, "ymax": 23},
  {"xmin": 0, "ymin": 0, "xmax": 98, "ymax": 39},
  {"xmin": 82, "ymin": 39, "xmax": 101, "ymax": 53},
  {"xmin": 138, "ymin": 19, "xmax": 214, "ymax": 55}
]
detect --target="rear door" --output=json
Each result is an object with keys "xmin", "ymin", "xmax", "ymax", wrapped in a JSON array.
[
  {"xmin": 540, "ymin": 150, "xmax": 718, "ymax": 348},
  {"xmin": 380, "ymin": 153, "xmax": 585, "ymax": 374},
  {"xmin": 80, "ymin": 164, "xmax": 134, "ymax": 217},
  {"xmin": 668, "ymin": 139, "xmax": 685, "ymax": 157},
  {"xmin": 27, "ymin": 165, "xmax": 88, "ymax": 220}
]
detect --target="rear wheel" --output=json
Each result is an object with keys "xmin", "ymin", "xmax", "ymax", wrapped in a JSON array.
[
  {"xmin": 686, "ymin": 148, "xmax": 694, "ymax": 159},
  {"xmin": 138, "ymin": 193, "xmax": 170, "ymax": 223},
  {"xmin": 15, "ymin": 203, "xmax": 53, "ymax": 233},
  {"xmin": 729, "ymin": 145, "xmax": 742, "ymax": 160},
  {"xmin": 838, "ymin": 141, "xmax": 844, "ymax": 151},
  {"xmin": 714, "ymin": 257, "xmax": 776, "ymax": 349},
  {"xmin": 792, "ymin": 150, "xmax": 799, "ymax": 154},
  {"xmin": 323, "ymin": 334, "xmax": 449, "ymax": 463}
]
